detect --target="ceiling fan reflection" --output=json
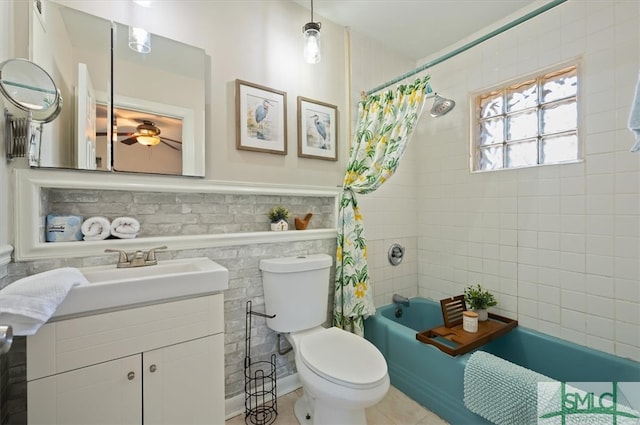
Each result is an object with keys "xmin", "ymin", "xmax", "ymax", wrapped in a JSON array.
[{"xmin": 98, "ymin": 120, "xmax": 182, "ymax": 151}]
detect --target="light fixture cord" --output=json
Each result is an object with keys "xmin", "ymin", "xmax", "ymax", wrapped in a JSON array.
[{"xmin": 310, "ymin": 0, "xmax": 314, "ymax": 22}]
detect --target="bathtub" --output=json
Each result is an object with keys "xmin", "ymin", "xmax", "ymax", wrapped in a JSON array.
[{"xmin": 364, "ymin": 297, "xmax": 640, "ymax": 425}]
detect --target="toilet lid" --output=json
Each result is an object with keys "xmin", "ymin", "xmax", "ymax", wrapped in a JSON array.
[{"xmin": 299, "ymin": 327, "xmax": 387, "ymax": 389}]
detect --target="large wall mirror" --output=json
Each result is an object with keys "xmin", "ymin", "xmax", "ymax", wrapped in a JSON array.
[{"xmin": 30, "ymin": 1, "xmax": 206, "ymax": 176}]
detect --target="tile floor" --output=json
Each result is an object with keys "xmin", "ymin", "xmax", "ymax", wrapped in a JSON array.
[{"xmin": 226, "ymin": 385, "xmax": 450, "ymax": 425}]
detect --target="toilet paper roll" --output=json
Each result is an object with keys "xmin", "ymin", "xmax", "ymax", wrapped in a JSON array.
[{"xmin": 46, "ymin": 214, "xmax": 84, "ymax": 242}]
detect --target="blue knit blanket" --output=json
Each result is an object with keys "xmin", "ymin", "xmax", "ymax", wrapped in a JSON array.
[
  {"xmin": 464, "ymin": 351, "xmax": 640, "ymax": 425},
  {"xmin": 464, "ymin": 351, "xmax": 555, "ymax": 425}
]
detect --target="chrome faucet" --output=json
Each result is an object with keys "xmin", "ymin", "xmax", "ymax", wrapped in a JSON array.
[
  {"xmin": 105, "ymin": 246, "xmax": 167, "ymax": 268},
  {"xmin": 392, "ymin": 293, "xmax": 410, "ymax": 307}
]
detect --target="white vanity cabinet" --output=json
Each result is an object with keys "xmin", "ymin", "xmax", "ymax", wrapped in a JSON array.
[
  {"xmin": 28, "ymin": 354, "xmax": 142, "ymax": 424},
  {"xmin": 26, "ymin": 294, "xmax": 225, "ymax": 425}
]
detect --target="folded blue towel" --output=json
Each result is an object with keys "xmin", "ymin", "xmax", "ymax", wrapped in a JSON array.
[{"xmin": 629, "ymin": 69, "xmax": 640, "ymax": 152}]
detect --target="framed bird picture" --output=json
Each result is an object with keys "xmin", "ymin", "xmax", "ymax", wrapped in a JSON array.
[
  {"xmin": 235, "ymin": 79, "xmax": 287, "ymax": 154},
  {"xmin": 297, "ymin": 96, "xmax": 338, "ymax": 161}
]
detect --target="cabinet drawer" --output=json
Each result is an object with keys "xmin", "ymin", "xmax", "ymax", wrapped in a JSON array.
[{"xmin": 28, "ymin": 294, "xmax": 223, "ymax": 381}]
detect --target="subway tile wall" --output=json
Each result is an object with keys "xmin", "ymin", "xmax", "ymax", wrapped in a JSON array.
[
  {"xmin": 350, "ymin": 1, "xmax": 639, "ymax": 362},
  {"xmin": 415, "ymin": 1, "xmax": 639, "ymax": 361},
  {"xmin": 348, "ymin": 30, "xmax": 421, "ymax": 308}
]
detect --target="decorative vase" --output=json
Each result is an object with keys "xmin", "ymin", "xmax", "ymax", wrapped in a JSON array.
[
  {"xmin": 270, "ymin": 219, "xmax": 288, "ymax": 231},
  {"xmin": 294, "ymin": 213, "xmax": 313, "ymax": 230},
  {"xmin": 475, "ymin": 309, "xmax": 488, "ymax": 322}
]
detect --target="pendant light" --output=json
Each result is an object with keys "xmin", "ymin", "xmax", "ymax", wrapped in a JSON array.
[
  {"xmin": 129, "ymin": 26, "xmax": 151, "ymax": 54},
  {"xmin": 303, "ymin": 0, "xmax": 321, "ymax": 64},
  {"xmin": 129, "ymin": 0, "xmax": 152, "ymax": 53}
]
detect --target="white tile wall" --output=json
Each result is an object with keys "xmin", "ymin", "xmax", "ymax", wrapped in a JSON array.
[
  {"xmin": 414, "ymin": 0, "xmax": 639, "ymax": 361},
  {"xmin": 347, "ymin": 30, "xmax": 419, "ymax": 308},
  {"xmin": 352, "ymin": 1, "xmax": 639, "ymax": 362}
]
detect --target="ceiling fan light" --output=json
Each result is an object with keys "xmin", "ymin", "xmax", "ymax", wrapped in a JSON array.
[
  {"xmin": 137, "ymin": 120, "xmax": 161, "ymax": 136},
  {"xmin": 139, "ymin": 128, "xmax": 156, "ymax": 137},
  {"xmin": 129, "ymin": 27, "xmax": 151, "ymax": 54},
  {"xmin": 136, "ymin": 135, "xmax": 161, "ymax": 146}
]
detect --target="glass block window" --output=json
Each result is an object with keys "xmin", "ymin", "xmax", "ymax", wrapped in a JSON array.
[{"xmin": 473, "ymin": 65, "xmax": 579, "ymax": 171}]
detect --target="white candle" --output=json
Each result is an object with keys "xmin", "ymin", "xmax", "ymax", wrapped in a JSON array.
[{"xmin": 463, "ymin": 311, "xmax": 478, "ymax": 333}]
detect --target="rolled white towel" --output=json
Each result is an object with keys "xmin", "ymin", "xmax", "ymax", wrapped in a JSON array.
[
  {"xmin": 110, "ymin": 216, "xmax": 140, "ymax": 239},
  {"xmin": 81, "ymin": 216, "xmax": 111, "ymax": 241}
]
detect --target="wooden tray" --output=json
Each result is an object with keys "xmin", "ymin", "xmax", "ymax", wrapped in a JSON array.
[{"xmin": 416, "ymin": 313, "xmax": 517, "ymax": 356}]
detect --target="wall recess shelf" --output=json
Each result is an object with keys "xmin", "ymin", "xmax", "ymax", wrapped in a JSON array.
[{"xmin": 14, "ymin": 169, "xmax": 339, "ymax": 261}]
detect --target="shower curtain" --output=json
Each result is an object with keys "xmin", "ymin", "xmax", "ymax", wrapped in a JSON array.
[{"xmin": 334, "ymin": 76, "xmax": 430, "ymax": 336}]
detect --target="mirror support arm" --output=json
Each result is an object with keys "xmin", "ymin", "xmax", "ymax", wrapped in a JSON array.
[
  {"xmin": 1, "ymin": 58, "xmax": 63, "ymax": 163},
  {"xmin": 5, "ymin": 109, "xmax": 47, "ymax": 166}
]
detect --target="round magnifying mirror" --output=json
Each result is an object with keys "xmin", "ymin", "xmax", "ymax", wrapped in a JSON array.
[{"xmin": 0, "ymin": 58, "xmax": 61, "ymax": 121}]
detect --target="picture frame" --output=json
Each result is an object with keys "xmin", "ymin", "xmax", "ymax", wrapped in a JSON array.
[
  {"xmin": 297, "ymin": 96, "xmax": 338, "ymax": 161},
  {"xmin": 235, "ymin": 79, "xmax": 287, "ymax": 155}
]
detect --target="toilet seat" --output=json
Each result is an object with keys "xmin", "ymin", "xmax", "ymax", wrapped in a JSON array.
[{"xmin": 299, "ymin": 327, "xmax": 388, "ymax": 390}]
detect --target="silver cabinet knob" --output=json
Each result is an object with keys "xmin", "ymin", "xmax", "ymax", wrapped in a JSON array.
[
  {"xmin": 127, "ymin": 371, "xmax": 135, "ymax": 381},
  {"xmin": 149, "ymin": 364, "xmax": 157, "ymax": 373},
  {"xmin": 0, "ymin": 325, "xmax": 13, "ymax": 356}
]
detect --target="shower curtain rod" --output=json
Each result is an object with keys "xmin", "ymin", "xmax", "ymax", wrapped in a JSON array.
[{"xmin": 365, "ymin": 0, "xmax": 568, "ymax": 96}]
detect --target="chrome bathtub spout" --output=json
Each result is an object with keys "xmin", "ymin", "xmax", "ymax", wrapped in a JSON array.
[{"xmin": 392, "ymin": 293, "xmax": 410, "ymax": 307}]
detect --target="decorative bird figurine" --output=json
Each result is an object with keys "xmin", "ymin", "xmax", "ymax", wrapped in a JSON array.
[
  {"xmin": 294, "ymin": 213, "xmax": 313, "ymax": 230},
  {"xmin": 311, "ymin": 115, "xmax": 327, "ymax": 148},
  {"xmin": 255, "ymin": 100, "xmax": 272, "ymax": 139}
]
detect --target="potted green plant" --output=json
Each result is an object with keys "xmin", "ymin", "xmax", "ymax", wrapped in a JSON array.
[
  {"xmin": 267, "ymin": 205, "xmax": 290, "ymax": 231},
  {"xmin": 464, "ymin": 284, "xmax": 497, "ymax": 321}
]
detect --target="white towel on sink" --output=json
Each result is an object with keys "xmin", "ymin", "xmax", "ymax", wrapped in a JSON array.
[
  {"xmin": 110, "ymin": 216, "xmax": 140, "ymax": 239},
  {"xmin": 0, "ymin": 268, "xmax": 88, "ymax": 335}
]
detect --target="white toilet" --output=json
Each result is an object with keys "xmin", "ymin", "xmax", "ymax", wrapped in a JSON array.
[{"xmin": 260, "ymin": 254, "xmax": 389, "ymax": 425}]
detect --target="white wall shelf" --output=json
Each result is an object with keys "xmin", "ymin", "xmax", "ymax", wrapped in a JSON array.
[{"xmin": 14, "ymin": 169, "xmax": 339, "ymax": 261}]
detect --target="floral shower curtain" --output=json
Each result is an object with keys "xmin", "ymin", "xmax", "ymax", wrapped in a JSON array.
[{"xmin": 334, "ymin": 76, "xmax": 430, "ymax": 336}]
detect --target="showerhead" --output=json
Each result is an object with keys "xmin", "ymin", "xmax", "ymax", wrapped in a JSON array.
[{"xmin": 430, "ymin": 94, "xmax": 455, "ymax": 117}]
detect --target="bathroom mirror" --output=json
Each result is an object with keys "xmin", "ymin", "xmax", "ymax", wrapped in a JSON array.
[
  {"xmin": 29, "ymin": 1, "xmax": 206, "ymax": 176},
  {"xmin": 0, "ymin": 58, "xmax": 61, "ymax": 120},
  {"xmin": 0, "ymin": 58, "xmax": 63, "ymax": 162}
]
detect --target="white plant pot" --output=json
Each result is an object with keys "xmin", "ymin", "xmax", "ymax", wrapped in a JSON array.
[
  {"xmin": 270, "ymin": 219, "xmax": 288, "ymax": 231},
  {"xmin": 475, "ymin": 309, "xmax": 488, "ymax": 321}
]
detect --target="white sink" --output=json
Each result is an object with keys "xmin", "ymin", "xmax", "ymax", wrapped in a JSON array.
[{"xmin": 52, "ymin": 257, "xmax": 229, "ymax": 319}]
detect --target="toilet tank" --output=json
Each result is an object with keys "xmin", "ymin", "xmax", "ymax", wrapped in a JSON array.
[{"xmin": 260, "ymin": 254, "xmax": 332, "ymax": 333}]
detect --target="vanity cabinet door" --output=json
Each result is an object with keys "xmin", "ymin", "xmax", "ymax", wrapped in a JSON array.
[
  {"xmin": 28, "ymin": 354, "xmax": 142, "ymax": 425},
  {"xmin": 143, "ymin": 334, "xmax": 225, "ymax": 425}
]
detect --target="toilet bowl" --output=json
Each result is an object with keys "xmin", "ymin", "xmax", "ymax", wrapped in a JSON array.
[
  {"xmin": 287, "ymin": 327, "xmax": 389, "ymax": 425},
  {"xmin": 259, "ymin": 254, "xmax": 390, "ymax": 425}
]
